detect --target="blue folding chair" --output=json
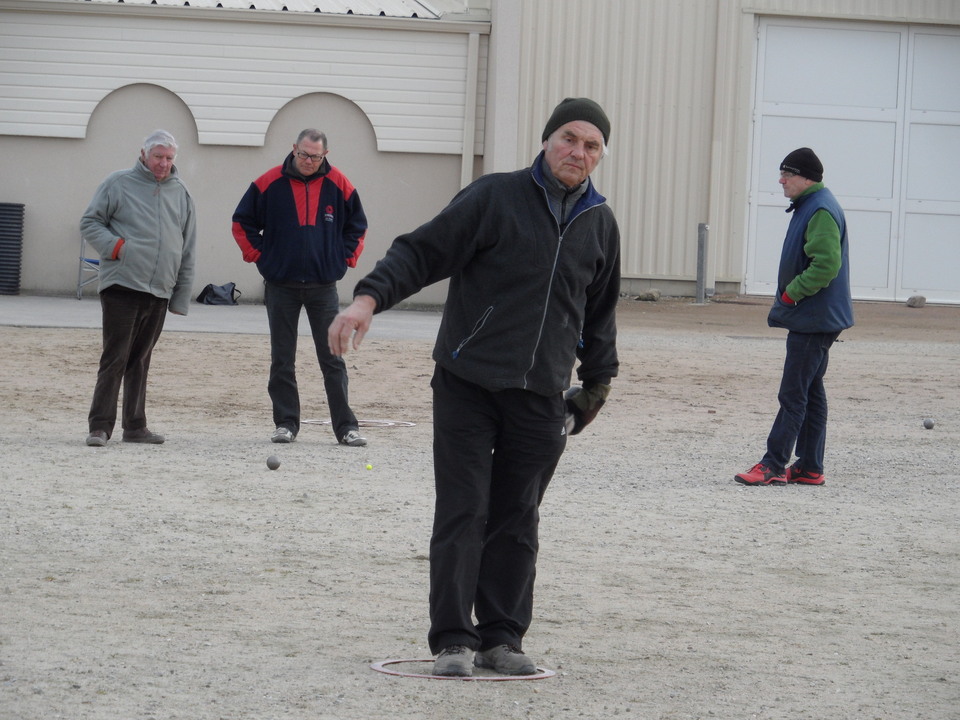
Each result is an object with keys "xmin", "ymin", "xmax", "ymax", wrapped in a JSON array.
[{"xmin": 77, "ymin": 235, "xmax": 100, "ymax": 299}]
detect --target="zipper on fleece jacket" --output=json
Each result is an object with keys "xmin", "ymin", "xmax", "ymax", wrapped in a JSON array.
[
  {"xmin": 451, "ymin": 305, "xmax": 494, "ymax": 359},
  {"xmin": 521, "ymin": 183, "xmax": 602, "ymax": 390}
]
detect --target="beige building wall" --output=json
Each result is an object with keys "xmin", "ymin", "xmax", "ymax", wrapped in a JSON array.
[
  {"xmin": 0, "ymin": 0, "xmax": 488, "ymax": 303},
  {"xmin": 3, "ymin": 0, "xmax": 960, "ymax": 301},
  {"xmin": 506, "ymin": 0, "xmax": 960, "ymax": 297},
  {"xmin": 0, "ymin": 86, "xmax": 461, "ymax": 303},
  {"xmin": 509, "ymin": 0, "xmax": 734, "ymax": 296}
]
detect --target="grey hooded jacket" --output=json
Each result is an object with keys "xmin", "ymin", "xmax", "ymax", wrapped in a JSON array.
[{"xmin": 80, "ymin": 159, "xmax": 197, "ymax": 315}]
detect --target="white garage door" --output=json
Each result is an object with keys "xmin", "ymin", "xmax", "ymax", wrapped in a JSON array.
[{"xmin": 746, "ymin": 18, "xmax": 960, "ymax": 305}]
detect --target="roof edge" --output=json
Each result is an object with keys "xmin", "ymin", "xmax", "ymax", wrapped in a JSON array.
[{"xmin": 0, "ymin": 0, "xmax": 491, "ymax": 32}]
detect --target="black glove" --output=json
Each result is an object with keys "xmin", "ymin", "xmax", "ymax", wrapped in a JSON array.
[{"xmin": 564, "ymin": 383, "xmax": 611, "ymax": 435}]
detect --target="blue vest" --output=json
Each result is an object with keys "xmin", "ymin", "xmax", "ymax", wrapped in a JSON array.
[{"xmin": 767, "ymin": 186, "xmax": 854, "ymax": 334}]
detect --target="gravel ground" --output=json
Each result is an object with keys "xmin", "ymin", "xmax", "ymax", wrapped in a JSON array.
[{"xmin": 1, "ymin": 296, "xmax": 957, "ymax": 720}]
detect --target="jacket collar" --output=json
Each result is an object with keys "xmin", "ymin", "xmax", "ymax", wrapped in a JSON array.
[
  {"xmin": 530, "ymin": 151, "xmax": 605, "ymax": 207},
  {"xmin": 786, "ymin": 181, "xmax": 824, "ymax": 213},
  {"xmin": 282, "ymin": 152, "xmax": 330, "ymax": 181},
  {"xmin": 135, "ymin": 159, "xmax": 178, "ymax": 183}
]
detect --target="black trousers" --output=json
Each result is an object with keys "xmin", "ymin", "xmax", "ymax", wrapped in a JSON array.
[
  {"xmin": 263, "ymin": 281, "xmax": 357, "ymax": 440},
  {"xmin": 88, "ymin": 286, "xmax": 168, "ymax": 438},
  {"xmin": 427, "ymin": 365, "xmax": 567, "ymax": 654}
]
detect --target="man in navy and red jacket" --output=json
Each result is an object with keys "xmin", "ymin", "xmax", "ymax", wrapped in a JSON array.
[{"xmin": 232, "ymin": 128, "xmax": 369, "ymax": 447}]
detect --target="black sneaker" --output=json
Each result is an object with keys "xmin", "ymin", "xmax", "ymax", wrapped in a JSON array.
[
  {"xmin": 85, "ymin": 430, "xmax": 107, "ymax": 447},
  {"xmin": 122, "ymin": 428, "xmax": 165, "ymax": 444},
  {"xmin": 433, "ymin": 645, "xmax": 473, "ymax": 677},
  {"xmin": 474, "ymin": 645, "xmax": 537, "ymax": 675},
  {"xmin": 340, "ymin": 429, "xmax": 367, "ymax": 447},
  {"xmin": 271, "ymin": 427, "xmax": 295, "ymax": 443}
]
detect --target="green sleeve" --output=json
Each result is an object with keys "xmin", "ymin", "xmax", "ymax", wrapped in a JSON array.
[{"xmin": 786, "ymin": 209, "xmax": 842, "ymax": 301}]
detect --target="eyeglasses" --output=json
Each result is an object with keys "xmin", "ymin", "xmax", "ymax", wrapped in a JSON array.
[
  {"xmin": 779, "ymin": 170, "xmax": 797, "ymax": 179},
  {"xmin": 296, "ymin": 150, "xmax": 325, "ymax": 162}
]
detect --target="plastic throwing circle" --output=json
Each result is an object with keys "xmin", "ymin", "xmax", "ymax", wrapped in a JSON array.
[
  {"xmin": 302, "ymin": 418, "xmax": 416, "ymax": 428},
  {"xmin": 370, "ymin": 658, "xmax": 556, "ymax": 681}
]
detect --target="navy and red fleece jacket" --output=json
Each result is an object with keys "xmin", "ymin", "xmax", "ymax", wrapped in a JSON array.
[{"xmin": 232, "ymin": 154, "xmax": 367, "ymax": 285}]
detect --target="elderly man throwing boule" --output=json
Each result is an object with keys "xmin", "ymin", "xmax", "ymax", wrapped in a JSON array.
[{"xmin": 329, "ymin": 98, "xmax": 621, "ymax": 677}]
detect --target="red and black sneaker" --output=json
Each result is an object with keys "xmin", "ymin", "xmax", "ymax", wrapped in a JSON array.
[
  {"xmin": 734, "ymin": 463, "xmax": 786, "ymax": 486},
  {"xmin": 786, "ymin": 465, "xmax": 825, "ymax": 486}
]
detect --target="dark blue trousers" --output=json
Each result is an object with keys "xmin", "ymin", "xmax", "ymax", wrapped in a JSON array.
[
  {"xmin": 264, "ymin": 281, "xmax": 357, "ymax": 440},
  {"xmin": 428, "ymin": 365, "xmax": 567, "ymax": 654},
  {"xmin": 762, "ymin": 330, "xmax": 840, "ymax": 474}
]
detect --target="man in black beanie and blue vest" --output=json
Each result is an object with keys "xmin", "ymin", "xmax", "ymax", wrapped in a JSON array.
[
  {"xmin": 735, "ymin": 147, "xmax": 853, "ymax": 487},
  {"xmin": 329, "ymin": 98, "xmax": 620, "ymax": 676}
]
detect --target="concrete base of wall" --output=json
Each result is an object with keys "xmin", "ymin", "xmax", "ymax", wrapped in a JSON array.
[{"xmin": 619, "ymin": 277, "xmax": 743, "ymax": 300}]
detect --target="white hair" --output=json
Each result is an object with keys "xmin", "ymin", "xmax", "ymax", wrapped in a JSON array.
[{"xmin": 143, "ymin": 129, "xmax": 178, "ymax": 155}]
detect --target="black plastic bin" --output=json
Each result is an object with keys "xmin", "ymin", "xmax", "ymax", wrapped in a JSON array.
[{"xmin": 0, "ymin": 203, "xmax": 24, "ymax": 295}]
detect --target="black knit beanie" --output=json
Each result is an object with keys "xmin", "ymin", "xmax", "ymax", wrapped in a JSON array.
[
  {"xmin": 780, "ymin": 147, "xmax": 823, "ymax": 182},
  {"xmin": 541, "ymin": 97, "xmax": 611, "ymax": 144}
]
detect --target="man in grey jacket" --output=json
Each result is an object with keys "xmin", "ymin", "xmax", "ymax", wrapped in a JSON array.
[
  {"xmin": 329, "ymin": 98, "xmax": 619, "ymax": 677},
  {"xmin": 81, "ymin": 129, "xmax": 197, "ymax": 447}
]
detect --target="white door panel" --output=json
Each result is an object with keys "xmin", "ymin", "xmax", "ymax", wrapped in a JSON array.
[
  {"xmin": 748, "ymin": 19, "xmax": 960, "ymax": 304},
  {"xmin": 912, "ymin": 32, "xmax": 960, "ymax": 112},
  {"xmin": 751, "ymin": 204, "xmax": 791, "ymax": 291},
  {"xmin": 900, "ymin": 30, "xmax": 960, "ymax": 302},
  {"xmin": 846, "ymin": 209, "xmax": 894, "ymax": 296},
  {"xmin": 902, "ymin": 214, "xmax": 960, "ymax": 298},
  {"xmin": 762, "ymin": 25, "xmax": 902, "ymax": 109},
  {"xmin": 906, "ymin": 124, "xmax": 960, "ymax": 202},
  {"xmin": 758, "ymin": 115, "xmax": 897, "ymax": 200}
]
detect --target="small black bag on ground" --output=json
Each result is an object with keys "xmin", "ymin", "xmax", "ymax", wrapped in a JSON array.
[{"xmin": 196, "ymin": 282, "xmax": 241, "ymax": 305}]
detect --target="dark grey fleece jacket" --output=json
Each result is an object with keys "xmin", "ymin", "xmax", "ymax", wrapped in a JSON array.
[{"xmin": 354, "ymin": 153, "xmax": 620, "ymax": 396}]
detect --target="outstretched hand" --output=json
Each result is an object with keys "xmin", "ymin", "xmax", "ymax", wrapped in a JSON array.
[{"xmin": 328, "ymin": 295, "xmax": 377, "ymax": 356}]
